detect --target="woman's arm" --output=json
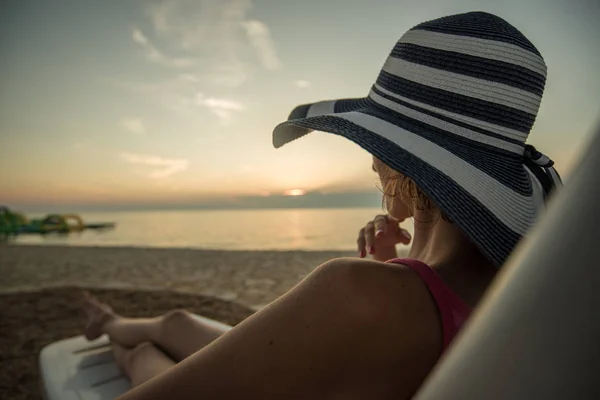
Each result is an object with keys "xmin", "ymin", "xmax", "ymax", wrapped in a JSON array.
[{"xmin": 117, "ymin": 258, "xmax": 441, "ymax": 400}]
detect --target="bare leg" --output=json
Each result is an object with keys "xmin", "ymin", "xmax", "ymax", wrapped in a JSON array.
[
  {"xmin": 82, "ymin": 292, "xmax": 228, "ymax": 361},
  {"xmin": 114, "ymin": 258, "xmax": 443, "ymax": 400},
  {"xmin": 113, "ymin": 342, "xmax": 175, "ymax": 387}
]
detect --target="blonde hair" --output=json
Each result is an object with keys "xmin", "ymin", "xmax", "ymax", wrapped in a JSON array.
[{"xmin": 374, "ymin": 158, "xmax": 449, "ymax": 221}]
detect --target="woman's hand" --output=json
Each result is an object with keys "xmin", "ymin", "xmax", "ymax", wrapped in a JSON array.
[{"xmin": 357, "ymin": 214, "xmax": 411, "ymax": 262}]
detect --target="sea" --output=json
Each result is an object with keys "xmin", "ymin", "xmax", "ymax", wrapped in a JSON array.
[{"xmin": 7, "ymin": 208, "xmax": 414, "ymax": 252}]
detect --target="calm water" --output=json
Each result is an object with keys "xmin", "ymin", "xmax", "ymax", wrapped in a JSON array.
[{"xmin": 9, "ymin": 208, "xmax": 414, "ymax": 251}]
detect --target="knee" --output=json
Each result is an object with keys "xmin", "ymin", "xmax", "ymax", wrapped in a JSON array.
[
  {"xmin": 125, "ymin": 342, "xmax": 156, "ymax": 370},
  {"xmin": 163, "ymin": 308, "xmax": 193, "ymax": 323},
  {"xmin": 159, "ymin": 309, "xmax": 195, "ymax": 336}
]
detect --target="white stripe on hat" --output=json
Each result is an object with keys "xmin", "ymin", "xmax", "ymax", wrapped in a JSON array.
[
  {"xmin": 399, "ymin": 30, "xmax": 547, "ymax": 76},
  {"xmin": 373, "ymin": 83, "xmax": 529, "ymax": 141},
  {"xmin": 368, "ymin": 89, "xmax": 524, "ymax": 154},
  {"xmin": 306, "ymin": 101, "xmax": 336, "ymax": 117},
  {"xmin": 548, "ymin": 167, "xmax": 562, "ymax": 188},
  {"xmin": 336, "ymin": 111, "xmax": 537, "ymax": 234},
  {"xmin": 524, "ymin": 165, "xmax": 546, "ymax": 211},
  {"xmin": 535, "ymin": 153, "xmax": 552, "ymax": 167},
  {"xmin": 382, "ymin": 58, "xmax": 542, "ymax": 115}
]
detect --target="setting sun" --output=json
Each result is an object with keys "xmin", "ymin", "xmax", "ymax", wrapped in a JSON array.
[{"xmin": 283, "ymin": 189, "xmax": 306, "ymax": 196}]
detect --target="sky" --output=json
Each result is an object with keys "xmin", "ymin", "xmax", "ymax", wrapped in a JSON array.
[{"xmin": 1, "ymin": 0, "xmax": 599, "ymax": 211}]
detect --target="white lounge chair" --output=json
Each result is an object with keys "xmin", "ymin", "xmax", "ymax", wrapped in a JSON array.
[{"xmin": 39, "ymin": 315, "xmax": 232, "ymax": 400}]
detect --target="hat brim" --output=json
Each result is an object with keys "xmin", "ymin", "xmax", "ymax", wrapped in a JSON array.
[{"xmin": 273, "ymin": 99, "xmax": 543, "ymax": 266}]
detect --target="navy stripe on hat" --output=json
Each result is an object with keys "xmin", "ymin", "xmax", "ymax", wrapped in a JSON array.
[
  {"xmin": 333, "ymin": 98, "xmax": 370, "ymax": 113},
  {"xmin": 413, "ymin": 12, "xmax": 541, "ymax": 56},
  {"xmin": 369, "ymin": 85, "xmax": 525, "ymax": 146},
  {"xmin": 376, "ymin": 71, "xmax": 536, "ymax": 132},
  {"xmin": 359, "ymin": 103, "xmax": 532, "ymax": 194},
  {"xmin": 398, "ymin": 29, "xmax": 547, "ymax": 76},
  {"xmin": 390, "ymin": 43, "xmax": 545, "ymax": 95}
]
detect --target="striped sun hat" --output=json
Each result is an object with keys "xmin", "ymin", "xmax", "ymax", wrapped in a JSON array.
[{"xmin": 273, "ymin": 12, "xmax": 562, "ymax": 267}]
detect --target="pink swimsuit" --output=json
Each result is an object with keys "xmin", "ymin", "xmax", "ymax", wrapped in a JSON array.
[{"xmin": 388, "ymin": 258, "xmax": 472, "ymax": 351}]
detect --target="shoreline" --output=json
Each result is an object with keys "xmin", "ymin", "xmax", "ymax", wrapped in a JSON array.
[{"xmin": 1, "ymin": 242, "xmax": 361, "ymax": 253}]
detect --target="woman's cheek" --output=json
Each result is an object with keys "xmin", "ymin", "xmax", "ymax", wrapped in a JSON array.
[{"xmin": 383, "ymin": 194, "xmax": 394, "ymax": 214}]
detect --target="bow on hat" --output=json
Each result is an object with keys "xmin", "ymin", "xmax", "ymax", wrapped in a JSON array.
[{"xmin": 524, "ymin": 144, "xmax": 562, "ymax": 199}]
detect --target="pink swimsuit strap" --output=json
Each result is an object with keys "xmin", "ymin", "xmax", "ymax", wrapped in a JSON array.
[{"xmin": 387, "ymin": 258, "xmax": 472, "ymax": 351}]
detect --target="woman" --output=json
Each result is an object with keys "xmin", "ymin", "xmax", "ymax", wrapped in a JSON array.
[{"xmin": 83, "ymin": 11, "xmax": 561, "ymax": 399}]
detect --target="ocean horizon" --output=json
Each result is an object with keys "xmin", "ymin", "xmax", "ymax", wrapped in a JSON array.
[{"xmin": 6, "ymin": 208, "xmax": 414, "ymax": 252}]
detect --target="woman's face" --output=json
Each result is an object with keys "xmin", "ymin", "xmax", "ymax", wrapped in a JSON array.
[{"xmin": 373, "ymin": 156, "xmax": 412, "ymax": 222}]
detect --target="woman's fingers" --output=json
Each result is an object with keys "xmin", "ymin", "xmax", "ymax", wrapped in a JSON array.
[
  {"xmin": 357, "ymin": 228, "xmax": 367, "ymax": 258},
  {"xmin": 365, "ymin": 222, "xmax": 376, "ymax": 254},
  {"xmin": 358, "ymin": 214, "xmax": 408, "ymax": 258},
  {"xmin": 373, "ymin": 215, "xmax": 388, "ymax": 238},
  {"xmin": 396, "ymin": 228, "xmax": 412, "ymax": 245}
]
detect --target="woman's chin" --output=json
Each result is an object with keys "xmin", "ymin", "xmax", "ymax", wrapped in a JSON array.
[
  {"xmin": 393, "ymin": 214, "xmax": 411, "ymax": 223},
  {"xmin": 387, "ymin": 202, "xmax": 412, "ymax": 223}
]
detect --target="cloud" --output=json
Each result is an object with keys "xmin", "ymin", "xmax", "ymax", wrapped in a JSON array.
[
  {"xmin": 206, "ymin": 62, "xmax": 248, "ymax": 88},
  {"xmin": 119, "ymin": 0, "xmax": 282, "ymax": 120},
  {"xmin": 132, "ymin": 29, "xmax": 149, "ymax": 46},
  {"xmin": 120, "ymin": 152, "xmax": 189, "ymax": 179},
  {"xmin": 120, "ymin": 118, "xmax": 146, "ymax": 135},
  {"xmin": 242, "ymin": 20, "xmax": 282, "ymax": 70},
  {"xmin": 295, "ymin": 80, "xmax": 310, "ymax": 88},
  {"xmin": 195, "ymin": 92, "xmax": 245, "ymax": 120},
  {"xmin": 178, "ymin": 73, "xmax": 201, "ymax": 83},
  {"xmin": 137, "ymin": 0, "xmax": 281, "ymax": 86},
  {"xmin": 131, "ymin": 28, "xmax": 195, "ymax": 68}
]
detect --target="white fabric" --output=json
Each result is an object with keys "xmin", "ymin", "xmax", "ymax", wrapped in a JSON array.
[
  {"xmin": 39, "ymin": 315, "xmax": 232, "ymax": 400},
  {"xmin": 524, "ymin": 165, "xmax": 546, "ymax": 211},
  {"xmin": 534, "ymin": 153, "xmax": 551, "ymax": 167},
  {"xmin": 40, "ymin": 335, "xmax": 129, "ymax": 400},
  {"xmin": 336, "ymin": 111, "xmax": 538, "ymax": 234},
  {"xmin": 382, "ymin": 58, "xmax": 542, "ymax": 115},
  {"xmin": 306, "ymin": 101, "xmax": 336, "ymax": 117},
  {"xmin": 548, "ymin": 167, "xmax": 563, "ymax": 187},
  {"xmin": 399, "ymin": 29, "xmax": 547, "ymax": 76}
]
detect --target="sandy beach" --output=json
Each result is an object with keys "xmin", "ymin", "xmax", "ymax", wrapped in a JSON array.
[
  {"xmin": 0, "ymin": 287, "xmax": 255, "ymax": 400},
  {"xmin": 0, "ymin": 244, "xmax": 363, "ymax": 309},
  {"xmin": 1, "ymin": 244, "xmax": 395, "ymax": 399}
]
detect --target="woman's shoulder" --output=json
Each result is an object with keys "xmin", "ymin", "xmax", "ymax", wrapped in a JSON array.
[
  {"xmin": 316, "ymin": 256, "xmax": 431, "ymax": 289},
  {"xmin": 307, "ymin": 257, "xmax": 443, "ymax": 394},
  {"xmin": 318, "ymin": 256, "xmax": 433, "ymax": 293},
  {"xmin": 314, "ymin": 257, "xmax": 442, "ymax": 337}
]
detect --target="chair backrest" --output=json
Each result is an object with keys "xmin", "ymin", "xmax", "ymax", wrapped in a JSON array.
[{"xmin": 414, "ymin": 119, "xmax": 600, "ymax": 399}]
